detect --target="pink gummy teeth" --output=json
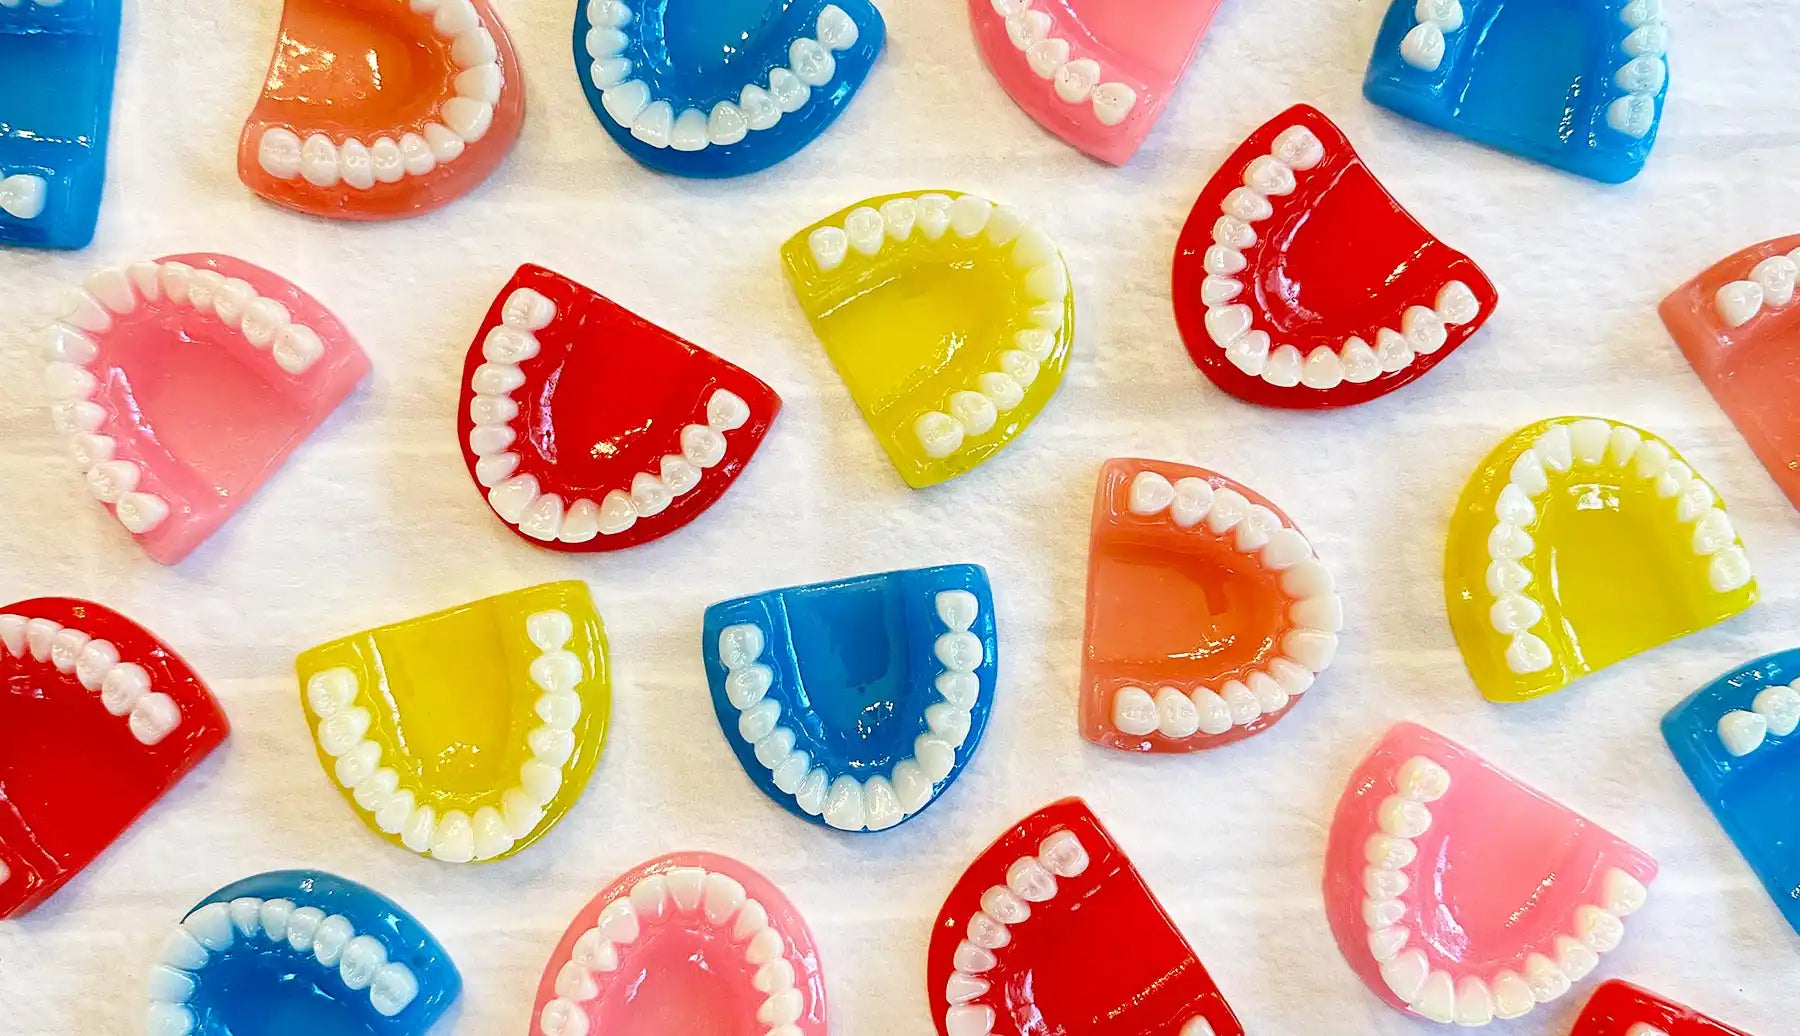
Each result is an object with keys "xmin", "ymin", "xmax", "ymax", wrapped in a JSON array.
[{"xmin": 39, "ymin": 254, "xmax": 369, "ymax": 564}]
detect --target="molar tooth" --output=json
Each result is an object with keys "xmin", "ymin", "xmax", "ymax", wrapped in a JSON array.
[
  {"xmin": 1505, "ymin": 632, "xmax": 1553, "ymax": 673},
  {"xmin": 1054, "ymin": 58, "xmax": 1100, "ymax": 103},
  {"xmin": 1363, "ymin": 897, "xmax": 1404, "ymax": 928},
  {"xmin": 100, "ymin": 661, "xmax": 150, "ymax": 715},
  {"xmin": 472, "ymin": 361, "xmax": 525, "ymax": 395},
  {"xmin": 1272, "ymin": 124, "xmax": 1326, "ymax": 168},
  {"xmin": 1243, "ymin": 155, "xmax": 1296, "ymax": 195},
  {"xmin": 966, "ymin": 910, "xmax": 1010, "ymax": 949},
  {"xmin": 1365, "ymin": 868, "xmax": 1409, "ymax": 899},
  {"xmin": 788, "ymin": 37, "xmax": 835, "ymax": 86},
  {"xmin": 1717, "ymin": 709, "xmax": 1766, "ymax": 755},
  {"xmin": 1364, "ymin": 834, "xmax": 1417, "ymax": 869},
  {"xmin": 74, "ymin": 638, "xmax": 118, "ymax": 689},
  {"xmin": 1006, "ymin": 8, "xmax": 1051, "ymax": 47},
  {"xmin": 915, "ymin": 411, "xmax": 965, "ymax": 458},
  {"xmin": 1026, "ymin": 37, "xmax": 1070, "ymax": 77},
  {"xmin": 1190, "ymin": 689, "xmax": 1233, "ymax": 734},
  {"xmin": 370, "ymin": 137, "xmax": 405, "ymax": 182},
  {"xmin": 1111, "ymin": 686, "xmax": 1158, "ymax": 736},
  {"xmin": 272, "ymin": 324, "xmax": 325, "ymax": 374},
  {"xmin": 1222, "ymin": 186, "xmax": 1274, "ymax": 222},
  {"xmin": 1006, "ymin": 855, "xmax": 1057, "ymax": 902},
  {"xmin": 1091, "ymin": 82, "xmax": 1136, "ymax": 125},
  {"xmin": 948, "ymin": 390, "xmax": 998, "ymax": 435},
  {"xmin": 1400, "ymin": 21, "xmax": 1446, "ymax": 69},
  {"xmin": 768, "ymin": 67, "xmax": 810, "ymax": 112},
  {"xmin": 978, "ymin": 371, "xmax": 1025, "ymax": 411},
  {"xmin": 817, "ymin": 4, "xmax": 858, "ymax": 48},
  {"xmin": 258, "ymin": 126, "xmax": 303, "ymax": 178},
  {"xmin": 1401, "ymin": 305, "xmax": 1447, "ymax": 354},
  {"xmin": 1715, "ymin": 280, "xmax": 1764, "ymax": 327},
  {"xmin": 364, "ymin": 966, "xmax": 421, "ymax": 1020},
  {"xmin": 339, "ymin": 934, "xmax": 387, "ymax": 990},
  {"xmin": 1575, "ymin": 903, "xmax": 1624, "ymax": 952},
  {"xmin": 725, "ymin": 663, "xmax": 773, "ymax": 709},
  {"xmin": 333, "ymin": 740, "xmax": 381, "ymax": 787},
  {"xmin": 299, "ymin": 133, "xmax": 340, "ymax": 187},
  {"xmin": 1377, "ymin": 796, "xmax": 1431, "ymax": 838},
  {"xmin": 130, "ymin": 693, "xmax": 181, "ymax": 745}
]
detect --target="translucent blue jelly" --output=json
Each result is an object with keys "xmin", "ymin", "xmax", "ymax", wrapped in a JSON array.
[
  {"xmin": 572, "ymin": 0, "xmax": 886, "ymax": 177},
  {"xmin": 1363, "ymin": 0, "xmax": 1669, "ymax": 184},
  {"xmin": 702, "ymin": 564, "xmax": 998, "ymax": 832},
  {"xmin": 1662, "ymin": 650, "xmax": 1800, "ymax": 936},
  {"xmin": 153, "ymin": 870, "xmax": 462, "ymax": 1036},
  {"xmin": 0, "ymin": 0, "xmax": 119, "ymax": 248}
]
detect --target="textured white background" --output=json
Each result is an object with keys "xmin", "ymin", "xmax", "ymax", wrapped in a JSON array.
[{"xmin": 3, "ymin": 0, "xmax": 1800, "ymax": 1031}]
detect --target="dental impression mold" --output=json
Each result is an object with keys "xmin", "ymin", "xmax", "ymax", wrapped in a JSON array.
[
  {"xmin": 1662, "ymin": 649, "xmax": 1800, "ymax": 936},
  {"xmin": 702, "ymin": 565, "xmax": 997, "ymax": 833},
  {"xmin": 1445, "ymin": 417, "xmax": 1756, "ymax": 702},
  {"xmin": 1324, "ymin": 723, "xmax": 1657, "ymax": 1027},
  {"xmin": 1572, "ymin": 980, "xmax": 1753, "ymax": 1036},
  {"xmin": 1172, "ymin": 105, "xmax": 1496, "ymax": 408},
  {"xmin": 1081, "ymin": 459, "xmax": 1340, "ymax": 752},
  {"xmin": 296, "ymin": 581, "xmax": 610, "ymax": 863},
  {"xmin": 0, "ymin": 0, "xmax": 120, "ymax": 247},
  {"xmin": 240, "ymin": 0, "xmax": 524, "ymax": 218},
  {"xmin": 41, "ymin": 255, "xmax": 370, "ymax": 564},
  {"xmin": 576, "ymin": 0, "xmax": 885, "ymax": 176},
  {"xmin": 147, "ymin": 870, "xmax": 462, "ymax": 1034},
  {"xmin": 459, "ymin": 264, "xmax": 781, "ymax": 549},
  {"xmin": 533, "ymin": 852, "xmax": 826, "ymax": 1035},
  {"xmin": 1660, "ymin": 235, "xmax": 1800, "ymax": 511},
  {"xmin": 782, "ymin": 191, "xmax": 1074, "ymax": 488},
  {"xmin": 966, "ymin": 0, "xmax": 1221, "ymax": 165},
  {"xmin": 1364, "ymin": 0, "xmax": 1669, "ymax": 183},
  {"xmin": 928, "ymin": 797, "xmax": 1244, "ymax": 1036},
  {"xmin": 1, "ymin": 597, "xmax": 228, "ymax": 918}
]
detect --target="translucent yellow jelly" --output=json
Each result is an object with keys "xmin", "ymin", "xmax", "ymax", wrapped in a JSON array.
[
  {"xmin": 296, "ymin": 580, "xmax": 609, "ymax": 862},
  {"xmin": 1445, "ymin": 417, "xmax": 1757, "ymax": 702},
  {"xmin": 781, "ymin": 190, "xmax": 1075, "ymax": 489}
]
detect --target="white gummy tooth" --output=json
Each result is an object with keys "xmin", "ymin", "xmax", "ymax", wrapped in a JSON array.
[
  {"xmin": 85, "ymin": 267, "xmax": 137, "ymax": 314},
  {"xmin": 442, "ymin": 98, "xmax": 493, "ymax": 143},
  {"xmin": 299, "ymin": 133, "xmax": 340, "ymax": 187},
  {"xmin": 258, "ymin": 126, "xmax": 303, "ymax": 179},
  {"xmin": 703, "ymin": 872, "xmax": 747, "ymax": 925},
  {"xmin": 631, "ymin": 100, "xmax": 675, "ymax": 147},
  {"xmin": 74, "ymin": 638, "xmax": 119, "ymax": 689},
  {"xmin": 953, "ymin": 940, "xmax": 996, "ymax": 973},
  {"xmin": 160, "ymin": 928, "xmax": 209, "ymax": 971},
  {"xmin": 768, "ymin": 67, "xmax": 810, "ymax": 112},
  {"xmin": 817, "ymin": 3, "xmax": 858, "ymax": 48},
  {"xmin": 788, "ymin": 37, "xmax": 835, "ymax": 87},
  {"xmin": 670, "ymin": 107, "xmax": 710, "ymax": 151},
  {"xmin": 257, "ymin": 899, "xmax": 295, "ymax": 944},
  {"xmin": 370, "ymin": 137, "xmax": 405, "ymax": 183},
  {"xmin": 337, "ymin": 138, "xmax": 375, "ymax": 190},
  {"xmin": 733, "ymin": 899, "xmax": 770, "ymax": 941},
  {"xmin": 822, "ymin": 775, "xmax": 867, "ymax": 830},
  {"xmin": 400, "ymin": 132, "xmax": 437, "ymax": 175},
  {"xmin": 602, "ymin": 80, "xmax": 650, "ymax": 126},
  {"xmin": 793, "ymin": 767, "xmax": 829, "ymax": 815},
  {"xmin": 339, "ymin": 934, "xmax": 387, "ymax": 991},
  {"xmin": 1381, "ymin": 948, "xmax": 1428, "ymax": 1002},
  {"xmin": 1524, "ymin": 952, "xmax": 1569, "ymax": 1002},
  {"xmin": 181, "ymin": 902, "xmax": 235, "ymax": 952}
]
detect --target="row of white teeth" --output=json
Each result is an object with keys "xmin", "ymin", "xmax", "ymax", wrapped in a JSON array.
[
  {"xmin": 717, "ymin": 589, "xmax": 983, "ymax": 832},
  {"xmin": 587, "ymin": 1, "xmax": 859, "ymax": 151},
  {"xmin": 1715, "ymin": 680, "xmax": 1800, "ymax": 756},
  {"xmin": 306, "ymin": 610, "xmax": 582, "ymax": 862},
  {"xmin": 257, "ymin": 0, "xmax": 501, "ymax": 187},
  {"xmin": 1398, "ymin": 0, "xmax": 1465, "ymax": 70},
  {"xmin": 1198, "ymin": 125, "xmax": 1483, "ymax": 388},
  {"xmin": 42, "ymin": 262, "xmax": 328, "ymax": 537},
  {"xmin": 803, "ymin": 192, "xmax": 1068, "ymax": 462},
  {"xmin": 1605, "ymin": 0, "xmax": 1670, "ymax": 138},
  {"xmin": 0, "ymin": 613, "xmax": 180, "ymax": 745},
  {"xmin": 988, "ymin": 0, "xmax": 1138, "ymax": 127},
  {"xmin": 150, "ymin": 896, "xmax": 419, "ymax": 1031},
  {"xmin": 1713, "ymin": 248, "xmax": 1800, "ymax": 328},
  {"xmin": 468, "ymin": 288, "xmax": 753, "ymax": 542},
  {"xmin": 1109, "ymin": 469, "xmax": 1338, "ymax": 738},
  {"xmin": 0, "ymin": 173, "xmax": 47, "ymax": 220},
  {"xmin": 1485, "ymin": 419, "xmax": 1753, "ymax": 675},
  {"xmin": 1362, "ymin": 755, "xmax": 1650, "ymax": 1026},
  {"xmin": 537, "ymin": 867, "xmax": 804, "ymax": 1036}
]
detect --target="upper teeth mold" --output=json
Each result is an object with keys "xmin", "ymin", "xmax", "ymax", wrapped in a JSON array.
[
  {"xmin": 1445, "ymin": 417, "xmax": 1756, "ymax": 703},
  {"xmin": 703, "ymin": 565, "xmax": 998, "ymax": 833},
  {"xmin": 1365, "ymin": 0, "xmax": 1670, "ymax": 183},
  {"xmin": 1081, "ymin": 459, "xmax": 1340, "ymax": 752},
  {"xmin": 0, "ymin": 0, "xmax": 120, "ymax": 247},
  {"xmin": 1173, "ymin": 104, "xmax": 1495, "ymax": 409},
  {"xmin": 295, "ymin": 581, "xmax": 610, "ymax": 863},
  {"xmin": 576, "ymin": 0, "xmax": 885, "ymax": 176},
  {"xmin": 1571, "ymin": 979, "xmax": 1754, "ymax": 1036},
  {"xmin": 0, "ymin": 597, "xmax": 229, "ymax": 919},
  {"xmin": 782, "ymin": 190, "xmax": 1074, "ymax": 488}
]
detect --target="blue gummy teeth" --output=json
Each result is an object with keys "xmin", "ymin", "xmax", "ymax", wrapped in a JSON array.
[
  {"xmin": 574, "ymin": 0, "xmax": 886, "ymax": 177},
  {"xmin": 0, "ymin": 0, "xmax": 120, "ymax": 247},
  {"xmin": 1363, "ymin": 0, "xmax": 1669, "ymax": 183},
  {"xmin": 703, "ymin": 564, "xmax": 998, "ymax": 833},
  {"xmin": 1663, "ymin": 650, "xmax": 1800, "ymax": 936},
  {"xmin": 146, "ymin": 870, "xmax": 462, "ymax": 1035}
]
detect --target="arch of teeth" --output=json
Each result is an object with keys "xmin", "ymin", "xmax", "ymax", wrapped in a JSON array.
[
  {"xmin": 1362, "ymin": 755, "xmax": 1650, "ymax": 1026},
  {"xmin": 306, "ymin": 609, "xmax": 584, "ymax": 863},
  {"xmin": 0, "ymin": 612, "xmax": 182, "ymax": 745},
  {"xmin": 256, "ymin": 0, "xmax": 502, "ymax": 188},
  {"xmin": 585, "ymin": 1, "xmax": 860, "ymax": 152},
  {"xmin": 467, "ymin": 287, "xmax": 753, "ymax": 543},
  {"xmin": 1108, "ymin": 469, "xmax": 1338, "ymax": 739},
  {"xmin": 1484, "ymin": 419, "xmax": 1754, "ymax": 676},
  {"xmin": 1398, "ymin": 0, "xmax": 1465, "ymax": 72},
  {"xmin": 41, "ymin": 261, "xmax": 331, "ymax": 538},
  {"xmin": 1712, "ymin": 247, "xmax": 1800, "ymax": 329},
  {"xmin": 0, "ymin": 172, "xmax": 47, "ymax": 220},
  {"xmin": 803, "ymin": 192, "xmax": 1068, "ymax": 463},
  {"xmin": 717, "ymin": 589, "xmax": 984, "ymax": 832},
  {"xmin": 149, "ymin": 897, "xmax": 421, "ymax": 1031},
  {"xmin": 1715, "ymin": 681, "xmax": 1800, "ymax": 756},
  {"xmin": 1605, "ymin": 0, "xmax": 1670, "ymax": 138},
  {"xmin": 985, "ymin": 0, "xmax": 1138, "ymax": 127},
  {"xmin": 537, "ymin": 866, "xmax": 806, "ymax": 1036}
]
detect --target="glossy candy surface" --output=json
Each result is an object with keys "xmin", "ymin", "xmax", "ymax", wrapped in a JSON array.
[
  {"xmin": 40, "ymin": 253, "xmax": 370, "ymax": 564},
  {"xmin": 927, "ymin": 797, "xmax": 1244, "ymax": 1036},
  {"xmin": 147, "ymin": 870, "xmax": 462, "ymax": 1035},
  {"xmin": 1661, "ymin": 235, "xmax": 1800, "ymax": 511},
  {"xmin": 782, "ymin": 190, "xmax": 1073, "ymax": 488},
  {"xmin": 1173, "ymin": 105, "xmax": 1495, "ymax": 409},
  {"xmin": 1364, "ymin": 0, "xmax": 1670, "ymax": 183},
  {"xmin": 1571, "ymin": 980, "xmax": 1753, "ymax": 1036},
  {"xmin": 0, "ymin": 0, "xmax": 119, "ymax": 247},
  {"xmin": 575, "ymin": 0, "xmax": 885, "ymax": 176},
  {"xmin": 966, "ymin": 0, "xmax": 1223, "ymax": 165},
  {"xmin": 238, "ymin": 0, "xmax": 524, "ymax": 219},
  {"xmin": 702, "ymin": 564, "xmax": 997, "ymax": 833},
  {"xmin": 296, "ymin": 580, "xmax": 610, "ymax": 863},
  {"xmin": 0, "ymin": 597, "xmax": 228, "ymax": 918},
  {"xmin": 1080, "ymin": 458, "xmax": 1340, "ymax": 752},
  {"xmin": 1662, "ymin": 649, "xmax": 1800, "ymax": 936},
  {"xmin": 458, "ymin": 263, "xmax": 781, "ymax": 550},
  {"xmin": 531, "ymin": 852, "xmax": 827, "ymax": 1035},
  {"xmin": 1323, "ymin": 723, "xmax": 1657, "ymax": 1026},
  {"xmin": 1445, "ymin": 417, "xmax": 1756, "ymax": 702}
]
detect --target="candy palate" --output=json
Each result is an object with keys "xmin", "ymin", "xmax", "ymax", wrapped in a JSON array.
[
  {"xmin": 0, "ymin": 0, "xmax": 120, "ymax": 247},
  {"xmin": 0, "ymin": 597, "xmax": 229, "ymax": 918}
]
